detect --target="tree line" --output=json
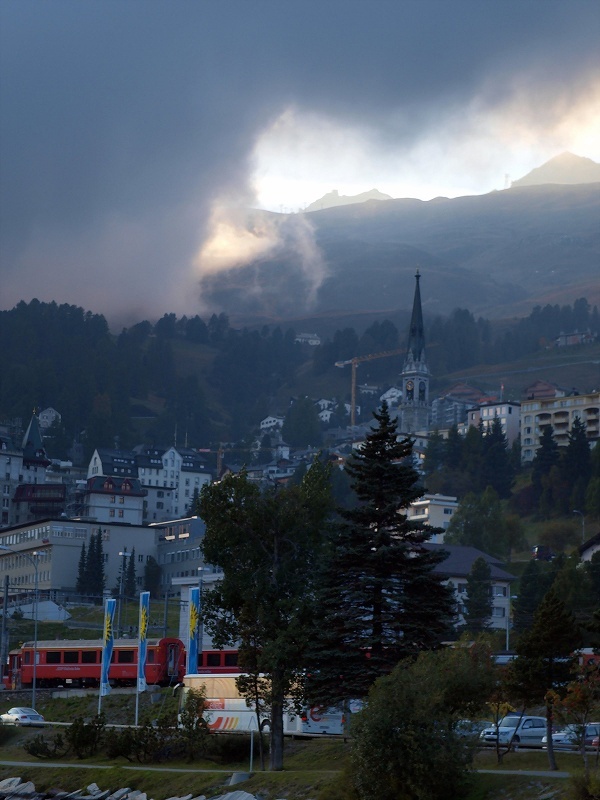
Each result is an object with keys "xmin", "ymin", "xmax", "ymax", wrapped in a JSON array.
[{"xmin": 1, "ymin": 297, "xmax": 596, "ymax": 462}]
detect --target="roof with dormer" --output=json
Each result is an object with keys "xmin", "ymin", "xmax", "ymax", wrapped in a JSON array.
[{"xmin": 85, "ymin": 476, "xmax": 146, "ymax": 497}]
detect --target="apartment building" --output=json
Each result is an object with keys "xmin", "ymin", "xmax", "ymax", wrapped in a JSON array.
[{"xmin": 521, "ymin": 390, "xmax": 600, "ymax": 462}]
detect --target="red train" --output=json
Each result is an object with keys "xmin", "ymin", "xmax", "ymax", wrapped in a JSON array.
[
  {"xmin": 3, "ymin": 637, "xmax": 185, "ymax": 689},
  {"xmin": 2, "ymin": 639, "xmax": 239, "ymax": 690}
]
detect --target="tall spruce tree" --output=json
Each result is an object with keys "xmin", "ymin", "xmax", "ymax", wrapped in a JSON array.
[
  {"xmin": 531, "ymin": 425, "xmax": 560, "ymax": 511},
  {"xmin": 481, "ymin": 416, "xmax": 515, "ymax": 499},
  {"xmin": 306, "ymin": 403, "xmax": 455, "ymax": 706},
  {"xmin": 76, "ymin": 542, "xmax": 87, "ymax": 595},
  {"xmin": 84, "ymin": 531, "xmax": 105, "ymax": 602},
  {"xmin": 463, "ymin": 556, "xmax": 493, "ymax": 634},
  {"xmin": 124, "ymin": 547, "xmax": 137, "ymax": 599}
]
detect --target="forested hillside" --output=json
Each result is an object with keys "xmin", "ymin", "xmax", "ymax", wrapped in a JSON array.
[{"xmin": 0, "ymin": 297, "xmax": 598, "ymax": 462}]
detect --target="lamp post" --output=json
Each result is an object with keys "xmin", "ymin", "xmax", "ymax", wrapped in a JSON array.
[
  {"xmin": 573, "ymin": 510, "xmax": 585, "ymax": 544},
  {"xmin": 0, "ymin": 545, "xmax": 39, "ymax": 708}
]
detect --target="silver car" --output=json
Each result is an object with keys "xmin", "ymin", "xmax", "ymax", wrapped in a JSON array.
[
  {"xmin": 481, "ymin": 715, "xmax": 546, "ymax": 746},
  {"xmin": 542, "ymin": 722, "xmax": 600, "ymax": 750},
  {"xmin": 0, "ymin": 707, "xmax": 45, "ymax": 726}
]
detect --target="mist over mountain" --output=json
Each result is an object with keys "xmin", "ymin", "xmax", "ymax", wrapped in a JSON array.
[
  {"xmin": 512, "ymin": 151, "xmax": 600, "ymax": 187},
  {"xmin": 304, "ymin": 188, "xmax": 393, "ymax": 212},
  {"xmin": 200, "ymin": 156, "xmax": 600, "ymax": 326}
]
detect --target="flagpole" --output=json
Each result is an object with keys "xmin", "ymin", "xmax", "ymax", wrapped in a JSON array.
[
  {"xmin": 98, "ymin": 597, "xmax": 116, "ymax": 715},
  {"xmin": 136, "ymin": 591, "xmax": 150, "ymax": 726}
]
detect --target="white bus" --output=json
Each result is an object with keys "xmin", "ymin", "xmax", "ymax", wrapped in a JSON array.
[{"xmin": 180, "ymin": 673, "xmax": 345, "ymax": 736}]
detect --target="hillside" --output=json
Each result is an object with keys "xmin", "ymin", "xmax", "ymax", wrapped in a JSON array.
[{"xmin": 200, "ymin": 179, "xmax": 600, "ymax": 323}]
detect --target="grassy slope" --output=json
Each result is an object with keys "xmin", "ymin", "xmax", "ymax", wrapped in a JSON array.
[{"xmin": 0, "ymin": 725, "xmax": 581, "ymax": 800}]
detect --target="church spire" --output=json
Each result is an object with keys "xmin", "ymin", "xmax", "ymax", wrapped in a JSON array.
[
  {"xmin": 406, "ymin": 269, "xmax": 425, "ymax": 363},
  {"xmin": 399, "ymin": 270, "xmax": 430, "ymax": 435}
]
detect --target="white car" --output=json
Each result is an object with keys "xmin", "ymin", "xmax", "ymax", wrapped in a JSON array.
[
  {"xmin": 542, "ymin": 723, "xmax": 600, "ymax": 750},
  {"xmin": 0, "ymin": 707, "xmax": 45, "ymax": 726},
  {"xmin": 481, "ymin": 715, "xmax": 546, "ymax": 747}
]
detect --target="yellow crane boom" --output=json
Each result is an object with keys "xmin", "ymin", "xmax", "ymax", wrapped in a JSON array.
[{"xmin": 335, "ymin": 348, "xmax": 405, "ymax": 426}]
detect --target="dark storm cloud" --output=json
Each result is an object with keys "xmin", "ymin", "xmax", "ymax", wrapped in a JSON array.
[{"xmin": 1, "ymin": 0, "xmax": 598, "ymax": 323}]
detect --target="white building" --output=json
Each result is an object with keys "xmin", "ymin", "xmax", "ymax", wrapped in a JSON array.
[
  {"xmin": 466, "ymin": 401, "xmax": 521, "ymax": 446},
  {"xmin": 38, "ymin": 408, "xmax": 62, "ymax": 430},
  {"xmin": 88, "ymin": 446, "xmax": 211, "ymax": 523},
  {"xmin": 426, "ymin": 543, "xmax": 516, "ymax": 632},
  {"xmin": 406, "ymin": 493, "xmax": 458, "ymax": 543},
  {"xmin": 81, "ymin": 476, "xmax": 146, "ymax": 525}
]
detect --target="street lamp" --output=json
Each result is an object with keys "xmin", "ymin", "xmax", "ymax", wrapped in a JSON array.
[
  {"xmin": 0, "ymin": 545, "xmax": 39, "ymax": 708},
  {"xmin": 573, "ymin": 510, "xmax": 585, "ymax": 544}
]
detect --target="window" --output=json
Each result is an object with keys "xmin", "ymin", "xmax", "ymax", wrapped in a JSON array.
[
  {"xmin": 109, "ymin": 509, "xmax": 115, "ymax": 517},
  {"xmin": 110, "ymin": 495, "xmax": 116, "ymax": 504},
  {"xmin": 63, "ymin": 651, "xmax": 79, "ymax": 664},
  {"xmin": 224, "ymin": 652, "xmax": 238, "ymax": 667},
  {"xmin": 138, "ymin": 554, "xmax": 143, "ymax": 562},
  {"xmin": 206, "ymin": 653, "xmax": 221, "ymax": 667},
  {"xmin": 492, "ymin": 607, "xmax": 506, "ymax": 617},
  {"xmin": 117, "ymin": 650, "xmax": 135, "ymax": 664},
  {"xmin": 81, "ymin": 651, "xmax": 97, "ymax": 664},
  {"xmin": 119, "ymin": 496, "xmax": 124, "ymax": 504},
  {"xmin": 46, "ymin": 652, "xmax": 61, "ymax": 664},
  {"xmin": 492, "ymin": 585, "xmax": 507, "ymax": 596},
  {"xmin": 118, "ymin": 509, "xmax": 124, "ymax": 518}
]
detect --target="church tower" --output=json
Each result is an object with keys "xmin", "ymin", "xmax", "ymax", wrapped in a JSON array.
[{"xmin": 399, "ymin": 270, "xmax": 430, "ymax": 434}]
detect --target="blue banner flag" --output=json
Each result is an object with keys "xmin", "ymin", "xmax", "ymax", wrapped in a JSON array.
[
  {"xmin": 100, "ymin": 598, "xmax": 116, "ymax": 697},
  {"xmin": 137, "ymin": 591, "xmax": 150, "ymax": 693},
  {"xmin": 187, "ymin": 587, "xmax": 200, "ymax": 675}
]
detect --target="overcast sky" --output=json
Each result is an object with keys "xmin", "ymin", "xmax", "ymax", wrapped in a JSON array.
[{"xmin": 1, "ymin": 0, "xmax": 599, "ymax": 325}]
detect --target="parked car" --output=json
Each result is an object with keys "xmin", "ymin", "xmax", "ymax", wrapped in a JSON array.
[
  {"xmin": 456, "ymin": 719, "xmax": 493, "ymax": 738},
  {"xmin": 531, "ymin": 545, "xmax": 554, "ymax": 561},
  {"xmin": 542, "ymin": 722, "xmax": 600, "ymax": 750},
  {"xmin": 0, "ymin": 707, "xmax": 45, "ymax": 726},
  {"xmin": 480, "ymin": 715, "xmax": 547, "ymax": 746}
]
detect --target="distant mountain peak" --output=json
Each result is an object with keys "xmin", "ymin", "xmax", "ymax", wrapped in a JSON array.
[
  {"xmin": 305, "ymin": 188, "xmax": 392, "ymax": 212},
  {"xmin": 512, "ymin": 152, "xmax": 600, "ymax": 188}
]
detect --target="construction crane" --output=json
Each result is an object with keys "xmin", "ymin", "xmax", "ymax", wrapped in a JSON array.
[{"xmin": 335, "ymin": 348, "xmax": 406, "ymax": 426}]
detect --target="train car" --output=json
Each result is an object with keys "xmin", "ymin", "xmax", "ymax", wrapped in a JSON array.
[
  {"xmin": 196, "ymin": 648, "xmax": 239, "ymax": 674},
  {"xmin": 3, "ymin": 637, "xmax": 185, "ymax": 689}
]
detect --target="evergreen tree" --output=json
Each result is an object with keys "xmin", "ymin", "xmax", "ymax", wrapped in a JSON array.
[
  {"xmin": 124, "ymin": 548, "xmax": 137, "ymax": 599},
  {"xmin": 444, "ymin": 424, "xmax": 463, "ymax": 470},
  {"xmin": 481, "ymin": 416, "xmax": 515, "ymax": 499},
  {"xmin": 462, "ymin": 422, "xmax": 484, "ymax": 492},
  {"xmin": 463, "ymin": 557, "xmax": 493, "ymax": 634},
  {"xmin": 306, "ymin": 403, "xmax": 455, "ymax": 706},
  {"xmin": 531, "ymin": 426, "xmax": 560, "ymax": 510},
  {"xmin": 84, "ymin": 531, "xmax": 105, "ymax": 602},
  {"xmin": 76, "ymin": 543, "xmax": 87, "ymax": 595},
  {"xmin": 143, "ymin": 556, "xmax": 162, "ymax": 598},
  {"xmin": 560, "ymin": 417, "xmax": 592, "ymax": 511},
  {"xmin": 512, "ymin": 559, "xmax": 552, "ymax": 634},
  {"xmin": 423, "ymin": 429, "xmax": 445, "ymax": 476}
]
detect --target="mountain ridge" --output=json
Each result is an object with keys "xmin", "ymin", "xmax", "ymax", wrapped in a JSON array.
[{"xmin": 201, "ymin": 181, "xmax": 600, "ymax": 323}]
